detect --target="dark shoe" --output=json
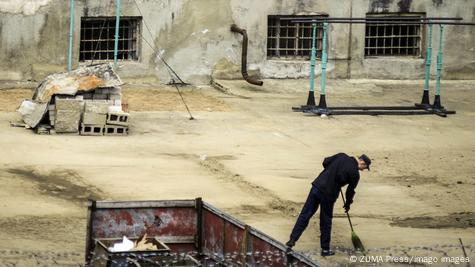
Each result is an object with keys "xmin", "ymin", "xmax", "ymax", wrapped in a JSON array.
[
  {"xmin": 321, "ymin": 249, "xmax": 335, "ymax": 257},
  {"xmin": 285, "ymin": 240, "xmax": 295, "ymax": 248}
]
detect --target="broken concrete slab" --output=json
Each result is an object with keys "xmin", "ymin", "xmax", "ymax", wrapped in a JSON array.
[{"xmin": 33, "ymin": 63, "xmax": 123, "ymax": 104}]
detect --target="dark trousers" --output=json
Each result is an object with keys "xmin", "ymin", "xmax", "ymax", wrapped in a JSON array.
[{"xmin": 289, "ymin": 186, "xmax": 334, "ymax": 250}]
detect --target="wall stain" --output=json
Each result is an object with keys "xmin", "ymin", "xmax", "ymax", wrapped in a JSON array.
[
  {"xmin": 369, "ymin": 0, "xmax": 393, "ymax": 13},
  {"xmin": 397, "ymin": 0, "xmax": 412, "ymax": 13},
  {"xmin": 432, "ymin": 0, "xmax": 443, "ymax": 7}
]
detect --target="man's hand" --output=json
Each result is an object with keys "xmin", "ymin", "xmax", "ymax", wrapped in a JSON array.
[{"xmin": 343, "ymin": 203, "xmax": 351, "ymax": 213}]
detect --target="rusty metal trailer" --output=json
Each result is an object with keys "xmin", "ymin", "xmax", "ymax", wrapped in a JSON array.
[{"xmin": 85, "ymin": 198, "xmax": 322, "ymax": 267}]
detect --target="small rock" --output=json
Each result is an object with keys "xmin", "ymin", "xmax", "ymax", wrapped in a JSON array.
[{"xmin": 457, "ymin": 181, "xmax": 463, "ymax": 184}]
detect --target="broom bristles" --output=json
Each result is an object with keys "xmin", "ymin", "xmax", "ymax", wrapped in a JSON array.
[{"xmin": 351, "ymin": 231, "xmax": 365, "ymax": 252}]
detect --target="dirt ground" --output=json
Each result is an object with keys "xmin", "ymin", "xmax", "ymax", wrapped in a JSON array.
[{"xmin": 0, "ymin": 78, "xmax": 474, "ymax": 266}]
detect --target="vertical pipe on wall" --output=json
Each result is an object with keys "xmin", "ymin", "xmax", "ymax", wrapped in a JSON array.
[
  {"xmin": 114, "ymin": 0, "xmax": 121, "ymax": 67},
  {"xmin": 68, "ymin": 0, "xmax": 75, "ymax": 72},
  {"xmin": 306, "ymin": 23, "xmax": 317, "ymax": 106}
]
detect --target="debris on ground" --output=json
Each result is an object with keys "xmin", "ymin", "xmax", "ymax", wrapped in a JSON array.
[{"xmin": 16, "ymin": 63, "xmax": 129, "ymax": 136}]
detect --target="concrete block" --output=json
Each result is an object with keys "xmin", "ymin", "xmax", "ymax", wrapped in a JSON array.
[
  {"xmin": 55, "ymin": 110, "xmax": 80, "ymax": 133},
  {"xmin": 48, "ymin": 104, "xmax": 55, "ymax": 111},
  {"xmin": 84, "ymin": 100, "xmax": 109, "ymax": 114},
  {"xmin": 113, "ymin": 100, "xmax": 122, "ymax": 106},
  {"xmin": 55, "ymin": 99, "xmax": 82, "ymax": 112},
  {"xmin": 109, "ymin": 93, "xmax": 122, "ymax": 101},
  {"xmin": 80, "ymin": 124, "xmax": 104, "ymax": 136},
  {"xmin": 83, "ymin": 112, "xmax": 107, "ymax": 125},
  {"xmin": 104, "ymin": 125, "xmax": 128, "ymax": 136},
  {"xmin": 106, "ymin": 112, "xmax": 129, "ymax": 126}
]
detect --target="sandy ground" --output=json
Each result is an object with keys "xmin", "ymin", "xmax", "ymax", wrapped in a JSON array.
[{"xmin": 0, "ymin": 79, "xmax": 474, "ymax": 266}]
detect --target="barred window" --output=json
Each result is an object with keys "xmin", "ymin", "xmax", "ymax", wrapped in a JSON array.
[
  {"xmin": 365, "ymin": 14, "xmax": 423, "ymax": 57},
  {"xmin": 267, "ymin": 16, "xmax": 326, "ymax": 59},
  {"xmin": 80, "ymin": 17, "xmax": 140, "ymax": 62}
]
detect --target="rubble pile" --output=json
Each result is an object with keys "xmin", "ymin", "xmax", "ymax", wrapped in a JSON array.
[{"xmin": 17, "ymin": 64, "xmax": 129, "ymax": 136}]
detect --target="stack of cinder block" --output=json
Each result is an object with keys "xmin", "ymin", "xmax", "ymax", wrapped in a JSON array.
[{"xmin": 47, "ymin": 87, "xmax": 129, "ymax": 136}]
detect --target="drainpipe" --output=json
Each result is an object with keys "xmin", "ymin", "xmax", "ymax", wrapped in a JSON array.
[
  {"xmin": 114, "ymin": 0, "xmax": 121, "ymax": 67},
  {"xmin": 230, "ymin": 24, "xmax": 263, "ymax": 86},
  {"xmin": 68, "ymin": 0, "xmax": 74, "ymax": 72}
]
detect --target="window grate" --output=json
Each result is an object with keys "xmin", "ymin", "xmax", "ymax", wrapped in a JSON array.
[
  {"xmin": 267, "ymin": 16, "xmax": 325, "ymax": 59},
  {"xmin": 79, "ymin": 17, "xmax": 141, "ymax": 62},
  {"xmin": 365, "ymin": 14, "xmax": 423, "ymax": 57}
]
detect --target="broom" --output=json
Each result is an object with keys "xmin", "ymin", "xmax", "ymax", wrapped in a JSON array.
[{"xmin": 340, "ymin": 190, "xmax": 365, "ymax": 253}]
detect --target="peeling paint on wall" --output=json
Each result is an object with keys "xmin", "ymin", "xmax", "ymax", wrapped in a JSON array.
[{"xmin": 0, "ymin": 0, "xmax": 51, "ymax": 15}]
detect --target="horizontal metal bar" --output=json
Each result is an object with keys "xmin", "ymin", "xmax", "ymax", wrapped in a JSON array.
[
  {"xmin": 281, "ymin": 17, "xmax": 463, "ymax": 21},
  {"xmin": 290, "ymin": 20, "xmax": 475, "ymax": 25},
  {"xmin": 91, "ymin": 200, "xmax": 196, "ymax": 209},
  {"xmin": 307, "ymin": 110, "xmax": 456, "ymax": 116},
  {"xmin": 327, "ymin": 105, "xmax": 425, "ymax": 110},
  {"xmin": 158, "ymin": 235, "xmax": 195, "ymax": 244}
]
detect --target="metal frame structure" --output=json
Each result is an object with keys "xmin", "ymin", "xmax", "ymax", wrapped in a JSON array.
[
  {"xmin": 290, "ymin": 16, "xmax": 475, "ymax": 117},
  {"xmin": 85, "ymin": 198, "xmax": 322, "ymax": 267}
]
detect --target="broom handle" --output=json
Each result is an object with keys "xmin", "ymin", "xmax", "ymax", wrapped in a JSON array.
[{"xmin": 340, "ymin": 189, "xmax": 355, "ymax": 232}]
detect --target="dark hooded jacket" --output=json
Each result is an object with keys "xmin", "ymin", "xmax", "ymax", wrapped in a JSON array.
[{"xmin": 312, "ymin": 153, "xmax": 360, "ymax": 204}]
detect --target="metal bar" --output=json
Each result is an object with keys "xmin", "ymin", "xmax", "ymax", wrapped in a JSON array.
[
  {"xmin": 308, "ymin": 110, "xmax": 447, "ymax": 116},
  {"xmin": 93, "ymin": 200, "xmax": 196, "ymax": 209},
  {"xmin": 290, "ymin": 20, "xmax": 475, "ymax": 26},
  {"xmin": 196, "ymin": 197, "xmax": 203, "ymax": 254},
  {"xmin": 320, "ymin": 22, "xmax": 328, "ymax": 96},
  {"xmin": 324, "ymin": 105, "xmax": 425, "ymax": 110},
  {"xmin": 113, "ymin": 0, "xmax": 121, "ymax": 67},
  {"xmin": 435, "ymin": 25, "xmax": 444, "ymax": 97},
  {"xmin": 281, "ymin": 17, "xmax": 463, "ymax": 21},
  {"xmin": 421, "ymin": 22, "xmax": 433, "ymax": 105},
  {"xmin": 67, "ymin": 0, "xmax": 74, "ymax": 72},
  {"xmin": 309, "ymin": 23, "xmax": 317, "ymax": 94},
  {"xmin": 85, "ymin": 199, "xmax": 95, "ymax": 264}
]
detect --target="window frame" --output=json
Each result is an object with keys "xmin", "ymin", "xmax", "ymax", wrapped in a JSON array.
[
  {"xmin": 79, "ymin": 16, "xmax": 142, "ymax": 63},
  {"xmin": 267, "ymin": 15, "xmax": 328, "ymax": 60},
  {"xmin": 364, "ymin": 13, "xmax": 425, "ymax": 58}
]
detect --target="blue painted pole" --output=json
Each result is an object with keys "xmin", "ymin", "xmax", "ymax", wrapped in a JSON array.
[
  {"xmin": 433, "ymin": 25, "xmax": 444, "ymax": 109},
  {"xmin": 306, "ymin": 23, "xmax": 317, "ymax": 106},
  {"xmin": 68, "ymin": 0, "xmax": 74, "ymax": 72},
  {"xmin": 114, "ymin": 0, "xmax": 121, "ymax": 67},
  {"xmin": 420, "ymin": 22, "xmax": 433, "ymax": 105},
  {"xmin": 318, "ymin": 22, "xmax": 328, "ymax": 108}
]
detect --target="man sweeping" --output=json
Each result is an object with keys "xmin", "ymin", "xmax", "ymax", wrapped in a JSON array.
[{"xmin": 286, "ymin": 153, "xmax": 371, "ymax": 256}]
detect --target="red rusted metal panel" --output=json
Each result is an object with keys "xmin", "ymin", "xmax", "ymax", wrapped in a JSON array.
[
  {"xmin": 202, "ymin": 209, "xmax": 224, "ymax": 257},
  {"xmin": 91, "ymin": 207, "xmax": 197, "ymax": 238},
  {"xmin": 223, "ymin": 221, "xmax": 244, "ymax": 255}
]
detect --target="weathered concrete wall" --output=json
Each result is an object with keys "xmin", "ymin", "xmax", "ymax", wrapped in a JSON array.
[{"xmin": 0, "ymin": 0, "xmax": 474, "ymax": 83}]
